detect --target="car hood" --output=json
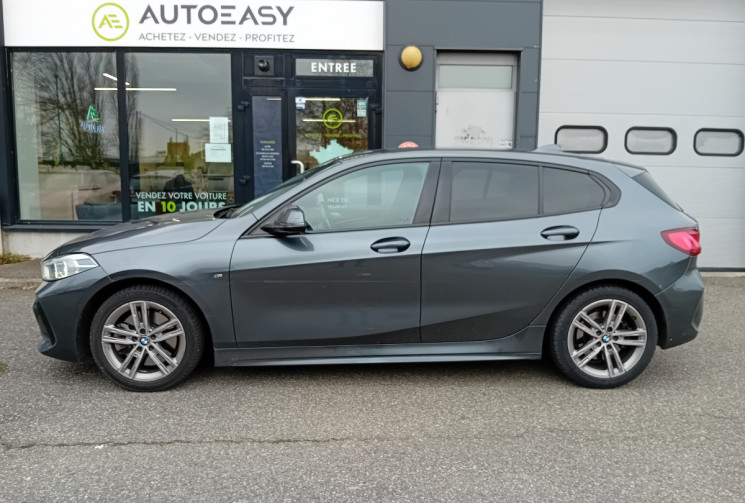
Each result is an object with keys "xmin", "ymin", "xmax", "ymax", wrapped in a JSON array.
[{"xmin": 54, "ymin": 209, "xmax": 227, "ymax": 256}]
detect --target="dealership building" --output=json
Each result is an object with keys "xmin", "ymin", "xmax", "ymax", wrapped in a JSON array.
[{"xmin": 0, "ymin": 0, "xmax": 743, "ymax": 268}]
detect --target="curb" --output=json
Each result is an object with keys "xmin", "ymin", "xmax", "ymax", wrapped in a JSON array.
[
  {"xmin": 0, "ymin": 278, "xmax": 41, "ymax": 290},
  {"xmin": 701, "ymin": 272, "xmax": 745, "ymax": 278}
]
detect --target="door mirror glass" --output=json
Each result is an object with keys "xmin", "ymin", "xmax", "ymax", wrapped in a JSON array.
[{"xmin": 262, "ymin": 206, "xmax": 308, "ymax": 236}]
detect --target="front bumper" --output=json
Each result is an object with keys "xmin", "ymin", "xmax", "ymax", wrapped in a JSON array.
[
  {"xmin": 655, "ymin": 263, "xmax": 704, "ymax": 349},
  {"xmin": 34, "ymin": 267, "xmax": 112, "ymax": 362}
]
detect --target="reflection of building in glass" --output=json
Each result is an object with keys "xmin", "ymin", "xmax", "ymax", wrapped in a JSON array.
[
  {"xmin": 310, "ymin": 140, "xmax": 354, "ymax": 165},
  {"xmin": 296, "ymin": 98, "xmax": 369, "ymax": 170}
]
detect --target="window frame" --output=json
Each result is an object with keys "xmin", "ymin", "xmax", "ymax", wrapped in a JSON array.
[
  {"xmin": 554, "ymin": 126, "xmax": 608, "ymax": 154},
  {"xmin": 624, "ymin": 127, "xmax": 677, "ymax": 156},
  {"xmin": 251, "ymin": 158, "xmax": 442, "ymax": 236},
  {"xmin": 693, "ymin": 128, "xmax": 744, "ymax": 157}
]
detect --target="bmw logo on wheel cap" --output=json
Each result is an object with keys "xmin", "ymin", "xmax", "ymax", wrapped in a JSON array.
[
  {"xmin": 602, "ymin": 335, "xmax": 611, "ymax": 343},
  {"xmin": 140, "ymin": 337, "xmax": 149, "ymax": 345}
]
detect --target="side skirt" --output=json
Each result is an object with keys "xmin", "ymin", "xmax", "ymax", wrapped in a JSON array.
[{"xmin": 214, "ymin": 325, "xmax": 545, "ymax": 367}]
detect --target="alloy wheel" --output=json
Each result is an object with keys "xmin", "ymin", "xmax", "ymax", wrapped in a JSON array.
[
  {"xmin": 567, "ymin": 299, "xmax": 648, "ymax": 379},
  {"xmin": 100, "ymin": 300, "xmax": 186, "ymax": 382}
]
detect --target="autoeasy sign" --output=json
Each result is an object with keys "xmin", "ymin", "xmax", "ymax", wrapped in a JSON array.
[{"xmin": 2, "ymin": 1, "xmax": 384, "ymax": 50}]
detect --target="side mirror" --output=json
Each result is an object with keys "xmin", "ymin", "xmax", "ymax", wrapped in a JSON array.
[{"xmin": 261, "ymin": 205, "xmax": 308, "ymax": 236}]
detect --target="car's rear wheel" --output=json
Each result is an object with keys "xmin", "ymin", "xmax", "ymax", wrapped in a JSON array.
[
  {"xmin": 90, "ymin": 285, "xmax": 205, "ymax": 391},
  {"xmin": 549, "ymin": 286, "xmax": 657, "ymax": 388}
]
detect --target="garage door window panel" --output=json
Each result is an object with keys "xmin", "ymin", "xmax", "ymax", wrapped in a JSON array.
[
  {"xmin": 694, "ymin": 129, "xmax": 744, "ymax": 157},
  {"xmin": 555, "ymin": 126, "xmax": 607, "ymax": 154},
  {"xmin": 625, "ymin": 127, "xmax": 677, "ymax": 155}
]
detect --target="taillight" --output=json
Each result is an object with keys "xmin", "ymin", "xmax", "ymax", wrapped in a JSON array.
[{"xmin": 661, "ymin": 227, "xmax": 701, "ymax": 256}]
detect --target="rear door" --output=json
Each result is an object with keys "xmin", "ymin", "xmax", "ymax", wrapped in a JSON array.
[{"xmin": 421, "ymin": 160, "xmax": 605, "ymax": 343}]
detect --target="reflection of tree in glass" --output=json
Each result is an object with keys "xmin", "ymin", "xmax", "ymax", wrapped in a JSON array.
[{"xmin": 18, "ymin": 53, "xmax": 119, "ymax": 170}]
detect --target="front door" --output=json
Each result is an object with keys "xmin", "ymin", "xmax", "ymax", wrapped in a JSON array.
[{"xmin": 230, "ymin": 160, "xmax": 437, "ymax": 347}]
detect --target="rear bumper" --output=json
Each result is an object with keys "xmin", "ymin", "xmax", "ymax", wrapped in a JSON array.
[
  {"xmin": 34, "ymin": 267, "xmax": 111, "ymax": 362},
  {"xmin": 656, "ymin": 264, "xmax": 704, "ymax": 349}
]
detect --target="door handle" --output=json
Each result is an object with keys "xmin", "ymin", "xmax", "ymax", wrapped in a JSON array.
[
  {"xmin": 291, "ymin": 160, "xmax": 305, "ymax": 174},
  {"xmin": 370, "ymin": 237, "xmax": 411, "ymax": 254},
  {"xmin": 540, "ymin": 226, "xmax": 580, "ymax": 241}
]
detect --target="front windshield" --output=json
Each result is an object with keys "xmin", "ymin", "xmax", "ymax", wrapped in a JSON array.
[{"xmin": 232, "ymin": 158, "xmax": 341, "ymax": 217}]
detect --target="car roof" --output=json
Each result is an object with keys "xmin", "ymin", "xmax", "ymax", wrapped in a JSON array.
[{"xmin": 333, "ymin": 148, "xmax": 616, "ymax": 172}]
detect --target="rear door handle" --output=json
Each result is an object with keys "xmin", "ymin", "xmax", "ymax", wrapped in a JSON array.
[
  {"xmin": 540, "ymin": 226, "xmax": 580, "ymax": 241},
  {"xmin": 370, "ymin": 237, "xmax": 411, "ymax": 254}
]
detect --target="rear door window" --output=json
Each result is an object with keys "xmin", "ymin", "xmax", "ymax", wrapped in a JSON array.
[{"xmin": 450, "ymin": 162, "xmax": 539, "ymax": 222}]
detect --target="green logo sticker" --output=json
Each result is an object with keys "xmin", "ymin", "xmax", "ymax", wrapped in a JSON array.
[
  {"xmin": 92, "ymin": 3, "xmax": 129, "ymax": 41},
  {"xmin": 86, "ymin": 105, "xmax": 100, "ymax": 122},
  {"xmin": 323, "ymin": 108, "xmax": 344, "ymax": 129}
]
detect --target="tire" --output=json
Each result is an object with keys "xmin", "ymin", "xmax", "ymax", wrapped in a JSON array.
[
  {"xmin": 548, "ymin": 286, "xmax": 658, "ymax": 389},
  {"xmin": 89, "ymin": 285, "xmax": 205, "ymax": 391}
]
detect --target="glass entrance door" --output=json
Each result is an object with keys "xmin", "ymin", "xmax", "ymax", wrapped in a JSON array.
[
  {"xmin": 235, "ymin": 52, "xmax": 382, "ymax": 202},
  {"xmin": 290, "ymin": 92, "xmax": 377, "ymax": 175}
]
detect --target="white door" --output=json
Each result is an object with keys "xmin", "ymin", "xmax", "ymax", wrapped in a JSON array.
[{"xmin": 435, "ymin": 52, "xmax": 517, "ymax": 149}]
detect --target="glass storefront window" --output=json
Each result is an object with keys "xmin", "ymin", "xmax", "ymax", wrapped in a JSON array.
[
  {"xmin": 12, "ymin": 52, "xmax": 121, "ymax": 221},
  {"xmin": 125, "ymin": 53, "xmax": 233, "ymax": 218},
  {"xmin": 295, "ymin": 97, "xmax": 369, "ymax": 171}
]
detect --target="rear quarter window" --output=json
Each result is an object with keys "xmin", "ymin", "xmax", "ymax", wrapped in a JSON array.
[{"xmin": 543, "ymin": 168, "xmax": 605, "ymax": 214}]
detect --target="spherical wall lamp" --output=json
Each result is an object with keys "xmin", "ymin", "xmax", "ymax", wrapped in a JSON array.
[{"xmin": 400, "ymin": 45, "xmax": 423, "ymax": 71}]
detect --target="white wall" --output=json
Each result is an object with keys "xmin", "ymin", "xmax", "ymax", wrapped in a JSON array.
[
  {"xmin": 540, "ymin": 0, "xmax": 745, "ymax": 268},
  {"xmin": 2, "ymin": 232, "xmax": 86, "ymax": 259}
]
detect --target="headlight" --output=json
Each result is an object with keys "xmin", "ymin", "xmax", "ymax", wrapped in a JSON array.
[{"xmin": 41, "ymin": 253, "xmax": 99, "ymax": 281}]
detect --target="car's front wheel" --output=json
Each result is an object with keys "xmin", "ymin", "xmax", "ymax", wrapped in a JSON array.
[
  {"xmin": 90, "ymin": 285, "xmax": 205, "ymax": 391},
  {"xmin": 549, "ymin": 286, "xmax": 658, "ymax": 388}
]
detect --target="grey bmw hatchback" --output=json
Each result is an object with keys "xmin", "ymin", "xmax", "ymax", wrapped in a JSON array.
[{"xmin": 34, "ymin": 149, "xmax": 704, "ymax": 391}]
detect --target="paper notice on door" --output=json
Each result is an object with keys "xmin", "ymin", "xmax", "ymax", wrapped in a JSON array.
[
  {"xmin": 356, "ymin": 98, "xmax": 367, "ymax": 117},
  {"xmin": 205, "ymin": 143, "xmax": 231, "ymax": 163},
  {"xmin": 209, "ymin": 117, "xmax": 229, "ymax": 144}
]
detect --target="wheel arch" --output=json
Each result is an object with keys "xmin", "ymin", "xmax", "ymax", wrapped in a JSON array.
[
  {"xmin": 542, "ymin": 278, "xmax": 667, "ymax": 355},
  {"xmin": 76, "ymin": 277, "xmax": 214, "ymax": 363}
]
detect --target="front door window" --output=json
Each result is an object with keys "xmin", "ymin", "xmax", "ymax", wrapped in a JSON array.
[
  {"xmin": 293, "ymin": 162, "xmax": 429, "ymax": 232},
  {"xmin": 295, "ymin": 97, "xmax": 370, "ymax": 171}
]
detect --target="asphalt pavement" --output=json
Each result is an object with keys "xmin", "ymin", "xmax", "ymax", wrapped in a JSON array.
[{"xmin": 0, "ymin": 275, "xmax": 743, "ymax": 502}]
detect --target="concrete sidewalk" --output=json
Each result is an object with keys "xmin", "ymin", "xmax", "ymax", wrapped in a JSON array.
[
  {"xmin": 0, "ymin": 258, "xmax": 742, "ymax": 290},
  {"xmin": 0, "ymin": 259, "xmax": 41, "ymax": 289}
]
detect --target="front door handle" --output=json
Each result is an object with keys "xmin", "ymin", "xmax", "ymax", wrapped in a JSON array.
[
  {"xmin": 540, "ymin": 226, "xmax": 580, "ymax": 241},
  {"xmin": 370, "ymin": 237, "xmax": 411, "ymax": 254}
]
